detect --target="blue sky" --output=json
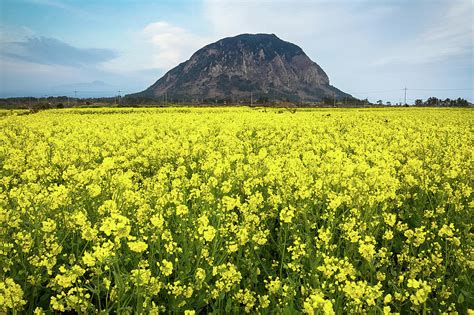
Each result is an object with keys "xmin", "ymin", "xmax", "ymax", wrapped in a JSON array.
[{"xmin": 0, "ymin": 0, "xmax": 472, "ymax": 103}]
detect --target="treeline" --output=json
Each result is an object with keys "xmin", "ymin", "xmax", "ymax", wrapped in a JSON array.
[
  {"xmin": 414, "ymin": 97, "xmax": 470, "ymax": 107},
  {"xmin": 0, "ymin": 95, "xmax": 374, "ymax": 109},
  {"xmin": 0, "ymin": 95, "xmax": 471, "ymax": 109},
  {"xmin": 0, "ymin": 96, "xmax": 117, "ymax": 110},
  {"xmin": 320, "ymin": 97, "xmax": 371, "ymax": 106}
]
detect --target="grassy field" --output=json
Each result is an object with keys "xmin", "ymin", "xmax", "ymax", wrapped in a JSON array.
[{"xmin": 0, "ymin": 107, "xmax": 472, "ymax": 313}]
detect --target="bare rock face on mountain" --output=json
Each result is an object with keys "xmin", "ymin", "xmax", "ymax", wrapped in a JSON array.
[{"xmin": 129, "ymin": 33, "xmax": 350, "ymax": 102}]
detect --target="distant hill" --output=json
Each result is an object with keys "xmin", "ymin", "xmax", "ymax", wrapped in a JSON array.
[
  {"xmin": 127, "ymin": 33, "xmax": 351, "ymax": 102},
  {"xmin": 50, "ymin": 80, "xmax": 118, "ymax": 98}
]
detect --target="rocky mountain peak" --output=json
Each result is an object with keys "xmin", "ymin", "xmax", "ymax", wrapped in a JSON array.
[{"xmin": 129, "ymin": 33, "xmax": 350, "ymax": 102}]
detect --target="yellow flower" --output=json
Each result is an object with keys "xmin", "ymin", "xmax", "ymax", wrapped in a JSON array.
[
  {"xmin": 0, "ymin": 278, "xmax": 26, "ymax": 312},
  {"xmin": 128, "ymin": 240, "xmax": 148, "ymax": 253},
  {"xmin": 82, "ymin": 251, "xmax": 96, "ymax": 267},
  {"xmin": 383, "ymin": 213, "xmax": 397, "ymax": 227},
  {"xmin": 150, "ymin": 214, "xmax": 164, "ymax": 229},
  {"xmin": 317, "ymin": 228, "xmax": 332, "ymax": 245},
  {"xmin": 197, "ymin": 215, "xmax": 216, "ymax": 242},
  {"xmin": 99, "ymin": 213, "xmax": 131, "ymax": 241},
  {"xmin": 407, "ymin": 279, "xmax": 431, "ymax": 305},
  {"xmin": 195, "ymin": 268, "xmax": 206, "ymax": 282},
  {"xmin": 86, "ymin": 183, "xmax": 102, "ymax": 197},
  {"xmin": 203, "ymin": 228, "xmax": 216, "ymax": 242},
  {"xmin": 383, "ymin": 230, "xmax": 394, "ymax": 240},
  {"xmin": 266, "ymin": 277, "xmax": 281, "ymax": 294},
  {"xmin": 211, "ymin": 263, "xmax": 242, "ymax": 298},
  {"xmin": 52, "ymin": 265, "xmax": 85, "ymax": 289},
  {"xmin": 176, "ymin": 204, "xmax": 189, "ymax": 216},
  {"xmin": 279, "ymin": 206, "xmax": 295, "ymax": 224},
  {"xmin": 234, "ymin": 289, "xmax": 257, "ymax": 312},
  {"xmin": 358, "ymin": 236, "xmax": 376, "ymax": 261},
  {"xmin": 259, "ymin": 295, "xmax": 270, "ymax": 309},
  {"xmin": 303, "ymin": 291, "xmax": 334, "ymax": 315},
  {"xmin": 438, "ymin": 224, "xmax": 454, "ymax": 238},
  {"xmin": 159, "ymin": 259, "xmax": 173, "ymax": 276},
  {"xmin": 227, "ymin": 242, "xmax": 239, "ymax": 252},
  {"xmin": 41, "ymin": 219, "xmax": 57, "ymax": 233}
]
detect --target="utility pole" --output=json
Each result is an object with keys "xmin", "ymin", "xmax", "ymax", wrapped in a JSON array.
[
  {"xmin": 250, "ymin": 91, "xmax": 253, "ymax": 106},
  {"xmin": 333, "ymin": 93, "xmax": 336, "ymax": 107},
  {"xmin": 404, "ymin": 87, "xmax": 407, "ymax": 105},
  {"xmin": 74, "ymin": 90, "xmax": 78, "ymax": 105},
  {"xmin": 117, "ymin": 90, "xmax": 122, "ymax": 106}
]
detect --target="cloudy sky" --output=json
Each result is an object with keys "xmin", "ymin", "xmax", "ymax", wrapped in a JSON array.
[{"xmin": 0, "ymin": 0, "xmax": 472, "ymax": 103}]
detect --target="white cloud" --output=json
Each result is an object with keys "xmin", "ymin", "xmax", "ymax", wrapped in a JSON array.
[
  {"xmin": 372, "ymin": 1, "xmax": 473, "ymax": 66},
  {"xmin": 203, "ymin": 0, "xmax": 391, "ymax": 43},
  {"xmin": 142, "ymin": 21, "xmax": 211, "ymax": 70},
  {"xmin": 1, "ymin": 36, "xmax": 117, "ymax": 67},
  {"xmin": 27, "ymin": 0, "xmax": 91, "ymax": 17},
  {"xmin": 100, "ymin": 21, "xmax": 211, "ymax": 84}
]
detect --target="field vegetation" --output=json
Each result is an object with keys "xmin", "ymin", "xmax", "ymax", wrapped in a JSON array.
[{"xmin": 0, "ymin": 107, "xmax": 472, "ymax": 313}]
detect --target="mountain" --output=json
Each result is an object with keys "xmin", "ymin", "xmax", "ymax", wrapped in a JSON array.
[{"xmin": 128, "ymin": 33, "xmax": 351, "ymax": 102}]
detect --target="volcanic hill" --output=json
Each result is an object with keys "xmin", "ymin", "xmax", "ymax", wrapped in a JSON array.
[{"xmin": 128, "ymin": 33, "xmax": 351, "ymax": 102}]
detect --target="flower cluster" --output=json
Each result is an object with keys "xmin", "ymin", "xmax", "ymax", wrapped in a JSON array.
[{"xmin": 0, "ymin": 107, "xmax": 472, "ymax": 313}]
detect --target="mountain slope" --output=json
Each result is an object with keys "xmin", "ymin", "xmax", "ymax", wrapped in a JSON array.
[{"xmin": 128, "ymin": 33, "xmax": 351, "ymax": 102}]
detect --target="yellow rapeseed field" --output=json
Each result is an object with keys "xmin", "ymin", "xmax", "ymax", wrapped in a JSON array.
[{"xmin": 0, "ymin": 107, "xmax": 472, "ymax": 314}]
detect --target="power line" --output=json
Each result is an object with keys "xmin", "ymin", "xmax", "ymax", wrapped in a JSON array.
[
  {"xmin": 351, "ymin": 89, "xmax": 404, "ymax": 94},
  {"xmin": 351, "ymin": 87, "xmax": 473, "ymax": 95},
  {"xmin": 74, "ymin": 90, "xmax": 127, "ymax": 93},
  {"xmin": 409, "ymin": 88, "xmax": 474, "ymax": 91}
]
